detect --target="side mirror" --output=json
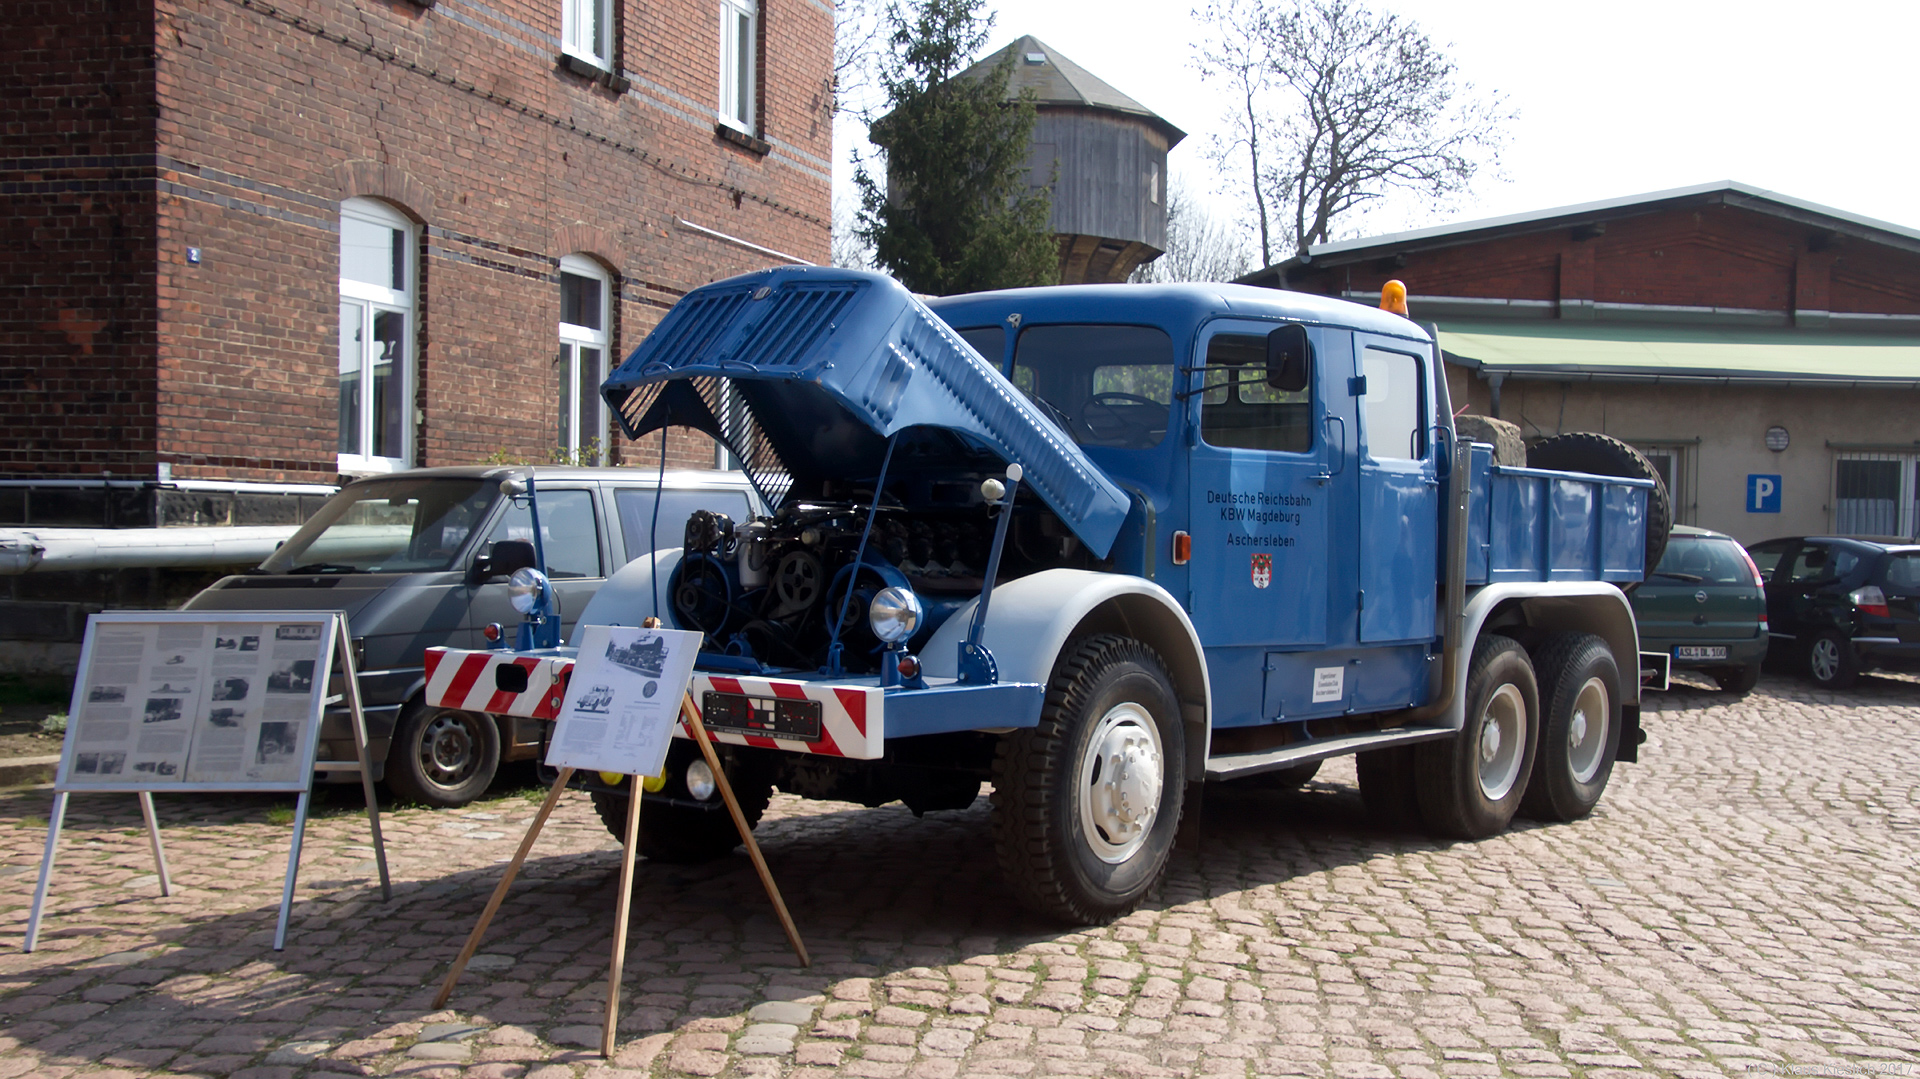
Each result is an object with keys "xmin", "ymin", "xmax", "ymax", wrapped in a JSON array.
[
  {"xmin": 1266, "ymin": 324, "xmax": 1313, "ymax": 392},
  {"xmin": 475, "ymin": 539, "xmax": 537, "ymax": 582}
]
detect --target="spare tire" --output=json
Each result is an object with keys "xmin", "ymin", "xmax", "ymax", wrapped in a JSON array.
[{"xmin": 1526, "ymin": 432, "xmax": 1671, "ymax": 579}]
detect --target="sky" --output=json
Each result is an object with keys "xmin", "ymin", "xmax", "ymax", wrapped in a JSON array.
[{"xmin": 832, "ymin": 0, "xmax": 1920, "ymax": 264}]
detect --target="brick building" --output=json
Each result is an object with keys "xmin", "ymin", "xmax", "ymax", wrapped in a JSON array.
[
  {"xmin": 2, "ymin": 0, "xmax": 832, "ymax": 509},
  {"xmin": 1242, "ymin": 183, "xmax": 1920, "ymax": 543}
]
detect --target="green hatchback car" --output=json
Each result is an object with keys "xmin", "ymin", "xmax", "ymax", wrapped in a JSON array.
[{"xmin": 1631, "ymin": 524, "xmax": 1770, "ymax": 694}]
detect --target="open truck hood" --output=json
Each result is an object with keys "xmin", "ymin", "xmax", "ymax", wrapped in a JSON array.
[{"xmin": 601, "ymin": 267, "xmax": 1132, "ymax": 558}]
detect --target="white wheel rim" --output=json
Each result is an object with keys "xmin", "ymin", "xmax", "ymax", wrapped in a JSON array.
[
  {"xmin": 1476, "ymin": 684, "xmax": 1526, "ymax": 801},
  {"xmin": 1567, "ymin": 676, "xmax": 1609, "ymax": 784},
  {"xmin": 1810, "ymin": 639, "xmax": 1838, "ymax": 681},
  {"xmin": 1077, "ymin": 703, "xmax": 1165, "ymax": 864}
]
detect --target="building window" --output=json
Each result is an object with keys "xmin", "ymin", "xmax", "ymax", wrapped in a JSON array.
[
  {"xmin": 718, "ymin": 0, "xmax": 758, "ymax": 132},
  {"xmin": 563, "ymin": 0, "xmax": 613, "ymax": 70},
  {"xmin": 1634, "ymin": 443, "xmax": 1693, "ymax": 525},
  {"xmin": 1834, "ymin": 452, "xmax": 1919, "ymax": 539},
  {"xmin": 558, "ymin": 255, "xmax": 611, "ymax": 465},
  {"xmin": 338, "ymin": 199, "xmax": 415, "ymax": 474}
]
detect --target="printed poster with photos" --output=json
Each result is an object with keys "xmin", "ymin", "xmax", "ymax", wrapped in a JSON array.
[
  {"xmin": 547, "ymin": 624, "xmax": 703, "ymax": 778},
  {"xmin": 59, "ymin": 614, "xmax": 336, "ymax": 791}
]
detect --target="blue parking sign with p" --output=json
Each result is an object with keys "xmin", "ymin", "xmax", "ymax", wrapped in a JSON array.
[{"xmin": 1748, "ymin": 474, "xmax": 1781, "ymax": 513}]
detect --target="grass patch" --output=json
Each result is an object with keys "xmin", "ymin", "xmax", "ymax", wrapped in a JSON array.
[
  {"xmin": 20, "ymin": 815, "xmax": 47, "ymax": 828},
  {"xmin": 266, "ymin": 806, "xmax": 297, "ymax": 826},
  {"xmin": 40, "ymin": 712, "xmax": 68, "ymax": 735}
]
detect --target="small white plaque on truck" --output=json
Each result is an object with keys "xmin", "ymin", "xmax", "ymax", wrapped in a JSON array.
[
  {"xmin": 547, "ymin": 625, "xmax": 703, "ymax": 778},
  {"xmin": 1312, "ymin": 666, "xmax": 1345, "ymax": 704}
]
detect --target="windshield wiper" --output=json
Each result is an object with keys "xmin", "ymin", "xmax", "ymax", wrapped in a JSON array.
[
  {"xmin": 286, "ymin": 563, "xmax": 360, "ymax": 574},
  {"xmin": 1653, "ymin": 571, "xmax": 1704, "ymax": 583}
]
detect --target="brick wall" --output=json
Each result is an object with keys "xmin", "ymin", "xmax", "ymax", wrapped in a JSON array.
[
  {"xmin": 3, "ymin": 0, "xmax": 832, "ymax": 482},
  {"xmin": 1288, "ymin": 203, "xmax": 1920, "ymax": 318},
  {"xmin": 0, "ymin": 0, "xmax": 162, "ymax": 477}
]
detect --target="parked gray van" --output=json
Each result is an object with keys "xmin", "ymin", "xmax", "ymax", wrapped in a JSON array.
[{"xmin": 183, "ymin": 465, "xmax": 761, "ymax": 805}]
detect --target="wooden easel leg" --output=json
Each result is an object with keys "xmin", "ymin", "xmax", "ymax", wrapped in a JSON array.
[
  {"xmin": 677, "ymin": 695, "xmax": 809, "ymax": 967},
  {"xmin": 138, "ymin": 792, "xmax": 172, "ymax": 896},
  {"xmin": 602, "ymin": 779, "xmax": 643, "ymax": 1057},
  {"xmin": 432, "ymin": 766, "xmax": 576, "ymax": 1009},
  {"xmin": 22, "ymin": 790, "xmax": 70, "ymax": 953}
]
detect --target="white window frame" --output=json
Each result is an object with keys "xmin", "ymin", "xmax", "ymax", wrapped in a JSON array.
[
  {"xmin": 563, "ymin": 0, "xmax": 614, "ymax": 70},
  {"xmin": 558, "ymin": 255, "xmax": 612, "ymax": 466},
  {"xmin": 718, "ymin": 0, "xmax": 758, "ymax": 133},
  {"xmin": 1833, "ymin": 451, "xmax": 1920, "ymax": 540},
  {"xmin": 338, "ymin": 199, "xmax": 415, "ymax": 476}
]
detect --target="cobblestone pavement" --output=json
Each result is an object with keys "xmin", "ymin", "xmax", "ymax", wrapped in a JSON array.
[{"xmin": 2, "ymin": 671, "xmax": 1916, "ymax": 1079}]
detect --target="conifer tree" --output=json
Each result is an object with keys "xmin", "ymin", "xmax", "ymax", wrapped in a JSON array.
[{"xmin": 854, "ymin": 0, "xmax": 1057, "ymax": 294}]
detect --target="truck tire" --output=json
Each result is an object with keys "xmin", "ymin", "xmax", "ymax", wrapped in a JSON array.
[
  {"xmin": 1519, "ymin": 633, "xmax": 1620, "ymax": 822},
  {"xmin": 385, "ymin": 700, "xmax": 500, "ymax": 808},
  {"xmin": 589, "ymin": 775, "xmax": 773, "ymax": 864},
  {"xmin": 1356, "ymin": 745, "xmax": 1422, "ymax": 830},
  {"xmin": 991, "ymin": 634, "xmax": 1185, "ymax": 924},
  {"xmin": 1526, "ymin": 432, "xmax": 1671, "ymax": 578},
  {"xmin": 1414, "ymin": 634, "xmax": 1539, "ymax": 839}
]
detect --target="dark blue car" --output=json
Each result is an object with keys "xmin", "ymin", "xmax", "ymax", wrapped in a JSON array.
[{"xmin": 1746, "ymin": 536, "xmax": 1920, "ymax": 688}]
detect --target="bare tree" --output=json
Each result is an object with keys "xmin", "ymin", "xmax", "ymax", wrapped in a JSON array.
[
  {"xmin": 834, "ymin": 0, "xmax": 884, "ymax": 118},
  {"xmin": 1131, "ymin": 180, "xmax": 1254, "ymax": 283},
  {"xmin": 832, "ymin": 192, "xmax": 876, "ymax": 270},
  {"xmin": 1193, "ymin": 0, "xmax": 1281, "ymax": 268},
  {"xmin": 1196, "ymin": 0, "xmax": 1511, "ymax": 263}
]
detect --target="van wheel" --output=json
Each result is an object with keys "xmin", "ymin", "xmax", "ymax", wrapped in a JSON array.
[
  {"xmin": 1520, "ymin": 634, "xmax": 1620, "ymax": 822},
  {"xmin": 992, "ymin": 634, "xmax": 1185, "ymax": 924},
  {"xmin": 386, "ymin": 701, "xmax": 500, "ymax": 808},
  {"xmin": 1415, "ymin": 634, "xmax": 1538, "ymax": 839}
]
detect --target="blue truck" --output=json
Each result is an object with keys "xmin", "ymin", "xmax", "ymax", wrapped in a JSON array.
[{"xmin": 425, "ymin": 266, "xmax": 1662, "ymax": 923}]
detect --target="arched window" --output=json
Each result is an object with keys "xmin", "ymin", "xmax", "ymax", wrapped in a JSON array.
[
  {"xmin": 558, "ymin": 254, "xmax": 612, "ymax": 464},
  {"xmin": 338, "ymin": 198, "xmax": 416, "ymax": 473}
]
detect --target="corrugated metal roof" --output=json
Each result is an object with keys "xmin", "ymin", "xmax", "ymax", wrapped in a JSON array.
[
  {"xmin": 961, "ymin": 35, "xmax": 1185, "ymax": 146},
  {"xmin": 1439, "ymin": 320, "xmax": 1920, "ymax": 384},
  {"xmin": 1240, "ymin": 181, "xmax": 1920, "ymax": 284}
]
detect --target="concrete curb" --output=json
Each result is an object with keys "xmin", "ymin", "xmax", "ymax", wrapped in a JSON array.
[{"xmin": 0, "ymin": 755, "xmax": 59, "ymax": 788}]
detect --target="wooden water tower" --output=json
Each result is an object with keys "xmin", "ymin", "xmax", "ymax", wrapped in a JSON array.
[{"xmin": 963, "ymin": 35, "xmax": 1187, "ymax": 283}]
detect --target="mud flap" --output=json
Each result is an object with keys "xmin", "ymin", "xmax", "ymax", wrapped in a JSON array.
[
  {"xmin": 1176, "ymin": 781, "xmax": 1205, "ymax": 850},
  {"xmin": 1617, "ymin": 703, "xmax": 1644, "ymax": 764}
]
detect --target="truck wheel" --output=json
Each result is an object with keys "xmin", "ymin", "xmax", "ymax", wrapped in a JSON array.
[
  {"xmin": 991, "ymin": 634, "xmax": 1185, "ymax": 924},
  {"xmin": 385, "ymin": 701, "xmax": 500, "ymax": 808},
  {"xmin": 1414, "ymin": 634, "xmax": 1538, "ymax": 839},
  {"xmin": 589, "ymin": 774, "xmax": 773, "ymax": 864},
  {"xmin": 1804, "ymin": 630, "xmax": 1858, "ymax": 689},
  {"xmin": 1526, "ymin": 433, "xmax": 1671, "ymax": 578},
  {"xmin": 1356, "ymin": 745, "xmax": 1422, "ymax": 829},
  {"xmin": 1711, "ymin": 662, "xmax": 1762, "ymax": 696},
  {"xmin": 1519, "ymin": 633, "xmax": 1620, "ymax": 822}
]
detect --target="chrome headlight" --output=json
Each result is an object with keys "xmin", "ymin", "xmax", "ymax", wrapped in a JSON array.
[
  {"xmin": 508, "ymin": 567, "xmax": 550, "ymax": 615},
  {"xmin": 685, "ymin": 759, "xmax": 717, "ymax": 801},
  {"xmin": 869, "ymin": 586, "xmax": 922, "ymax": 644}
]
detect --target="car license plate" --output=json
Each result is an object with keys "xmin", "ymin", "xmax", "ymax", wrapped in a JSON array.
[
  {"xmin": 1674, "ymin": 646, "xmax": 1727, "ymax": 660},
  {"xmin": 701, "ymin": 690, "xmax": 823, "ymax": 741}
]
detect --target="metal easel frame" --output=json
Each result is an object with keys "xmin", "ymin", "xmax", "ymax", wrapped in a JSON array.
[{"xmin": 23, "ymin": 611, "xmax": 390, "ymax": 952}]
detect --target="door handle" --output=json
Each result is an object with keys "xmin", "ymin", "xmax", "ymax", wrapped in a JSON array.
[{"xmin": 1317, "ymin": 415, "xmax": 1346, "ymax": 484}]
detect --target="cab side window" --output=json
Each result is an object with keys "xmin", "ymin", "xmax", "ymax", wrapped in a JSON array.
[
  {"xmin": 1360, "ymin": 346, "xmax": 1424, "ymax": 461},
  {"xmin": 1787, "ymin": 543, "xmax": 1837, "ymax": 583},
  {"xmin": 1199, "ymin": 333, "xmax": 1312, "ymax": 453},
  {"xmin": 487, "ymin": 489, "xmax": 602, "ymax": 579}
]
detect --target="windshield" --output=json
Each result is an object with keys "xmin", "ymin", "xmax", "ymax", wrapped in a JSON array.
[
  {"xmin": 260, "ymin": 476, "xmax": 498, "ymax": 574},
  {"xmin": 1010, "ymin": 325, "xmax": 1175, "ymax": 449},
  {"xmin": 1651, "ymin": 536, "xmax": 1753, "ymax": 584}
]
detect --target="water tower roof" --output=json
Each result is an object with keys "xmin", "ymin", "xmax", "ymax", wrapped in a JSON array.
[{"xmin": 964, "ymin": 35, "xmax": 1185, "ymax": 147}]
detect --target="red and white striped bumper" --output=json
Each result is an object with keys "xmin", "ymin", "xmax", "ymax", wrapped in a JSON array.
[{"xmin": 423, "ymin": 647, "xmax": 884, "ymax": 759}]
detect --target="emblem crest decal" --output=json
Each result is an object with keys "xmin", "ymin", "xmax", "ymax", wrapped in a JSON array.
[{"xmin": 1251, "ymin": 552, "xmax": 1272, "ymax": 589}]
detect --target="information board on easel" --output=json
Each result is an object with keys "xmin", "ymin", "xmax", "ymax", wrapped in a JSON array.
[
  {"xmin": 23, "ymin": 610, "xmax": 391, "ymax": 953},
  {"xmin": 434, "ymin": 622, "xmax": 808, "ymax": 1058}
]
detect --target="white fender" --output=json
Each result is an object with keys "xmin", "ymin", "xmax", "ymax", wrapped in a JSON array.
[
  {"xmin": 1449, "ymin": 582, "xmax": 1640, "ymax": 731},
  {"xmin": 577, "ymin": 547, "xmax": 687, "ymax": 629},
  {"xmin": 920, "ymin": 569, "xmax": 1213, "ymax": 767}
]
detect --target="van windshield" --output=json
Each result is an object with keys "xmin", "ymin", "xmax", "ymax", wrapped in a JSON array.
[{"xmin": 260, "ymin": 476, "xmax": 498, "ymax": 574}]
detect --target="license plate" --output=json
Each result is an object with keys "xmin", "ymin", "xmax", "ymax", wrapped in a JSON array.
[
  {"xmin": 701, "ymin": 690, "xmax": 823, "ymax": 741},
  {"xmin": 1674, "ymin": 646, "xmax": 1727, "ymax": 660}
]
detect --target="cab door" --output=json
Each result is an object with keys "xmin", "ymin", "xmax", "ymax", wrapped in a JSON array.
[
  {"xmin": 1354, "ymin": 337, "xmax": 1439, "ymax": 643},
  {"xmin": 1185, "ymin": 322, "xmax": 1331, "ymax": 648},
  {"xmin": 467, "ymin": 486, "xmax": 607, "ymax": 643}
]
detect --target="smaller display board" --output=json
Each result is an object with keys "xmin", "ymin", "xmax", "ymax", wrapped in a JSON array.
[
  {"xmin": 546, "ymin": 625, "xmax": 703, "ymax": 777},
  {"xmin": 24, "ymin": 611, "xmax": 389, "ymax": 953}
]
